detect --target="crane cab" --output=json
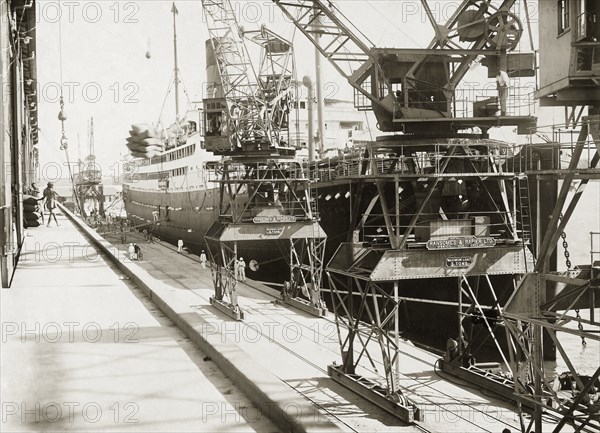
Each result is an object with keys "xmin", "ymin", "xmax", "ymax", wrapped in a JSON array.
[
  {"xmin": 203, "ymin": 98, "xmax": 231, "ymax": 153},
  {"xmin": 537, "ymin": 0, "xmax": 600, "ymax": 107}
]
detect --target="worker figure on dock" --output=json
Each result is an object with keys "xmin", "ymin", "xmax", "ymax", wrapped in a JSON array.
[
  {"xmin": 42, "ymin": 182, "xmax": 59, "ymax": 227},
  {"xmin": 200, "ymin": 250, "xmax": 207, "ymax": 269},
  {"xmin": 128, "ymin": 243, "xmax": 137, "ymax": 261},
  {"xmin": 177, "ymin": 239, "xmax": 184, "ymax": 253},
  {"xmin": 496, "ymin": 69, "xmax": 509, "ymax": 116},
  {"xmin": 237, "ymin": 257, "xmax": 246, "ymax": 282},
  {"xmin": 133, "ymin": 243, "xmax": 141, "ymax": 260}
]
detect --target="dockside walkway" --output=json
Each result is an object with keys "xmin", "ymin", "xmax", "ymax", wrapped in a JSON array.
[
  {"xmin": 1, "ymin": 210, "xmax": 278, "ymax": 432},
  {"xmin": 3, "ymin": 206, "xmax": 556, "ymax": 433}
]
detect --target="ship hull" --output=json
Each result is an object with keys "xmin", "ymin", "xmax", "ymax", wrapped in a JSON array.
[{"xmin": 123, "ymin": 184, "xmax": 292, "ymax": 282}]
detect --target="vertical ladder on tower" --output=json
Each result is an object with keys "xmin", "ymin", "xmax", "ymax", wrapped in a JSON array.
[{"xmin": 517, "ymin": 175, "xmax": 532, "ymax": 244}]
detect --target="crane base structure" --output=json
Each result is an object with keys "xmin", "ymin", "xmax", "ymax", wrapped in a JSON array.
[
  {"xmin": 209, "ymin": 295, "xmax": 245, "ymax": 322},
  {"xmin": 328, "ymin": 364, "xmax": 424, "ymax": 423},
  {"xmin": 278, "ymin": 294, "xmax": 328, "ymax": 317},
  {"xmin": 316, "ymin": 134, "xmax": 538, "ymax": 424},
  {"xmin": 438, "ymin": 115, "xmax": 600, "ymax": 433},
  {"xmin": 205, "ymin": 157, "xmax": 327, "ymax": 322}
]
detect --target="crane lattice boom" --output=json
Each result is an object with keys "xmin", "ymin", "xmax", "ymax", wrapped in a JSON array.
[{"xmin": 273, "ymin": 0, "xmax": 534, "ymax": 135}]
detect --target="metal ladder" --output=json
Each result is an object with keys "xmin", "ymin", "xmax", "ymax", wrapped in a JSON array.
[{"xmin": 517, "ymin": 175, "xmax": 533, "ymax": 243}]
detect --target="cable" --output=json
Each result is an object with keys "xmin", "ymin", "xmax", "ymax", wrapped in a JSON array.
[
  {"xmin": 178, "ymin": 70, "xmax": 194, "ymax": 108},
  {"xmin": 328, "ymin": 0, "xmax": 375, "ymax": 47},
  {"xmin": 58, "ymin": 2, "xmax": 64, "ymax": 87},
  {"xmin": 52, "ymin": 0, "xmax": 83, "ymax": 216},
  {"xmin": 363, "ymin": 0, "xmax": 419, "ymax": 47},
  {"xmin": 156, "ymin": 73, "xmax": 176, "ymax": 126}
]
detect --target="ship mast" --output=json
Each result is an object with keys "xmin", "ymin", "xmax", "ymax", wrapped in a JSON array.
[{"xmin": 171, "ymin": 2, "xmax": 180, "ymax": 120}]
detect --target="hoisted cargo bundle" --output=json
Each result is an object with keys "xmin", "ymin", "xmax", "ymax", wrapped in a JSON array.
[{"xmin": 125, "ymin": 124, "xmax": 165, "ymax": 159}]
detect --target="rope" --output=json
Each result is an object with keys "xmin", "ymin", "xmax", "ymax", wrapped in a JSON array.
[
  {"xmin": 58, "ymin": 1, "xmax": 64, "ymax": 87},
  {"xmin": 177, "ymin": 70, "xmax": 194, "ymax": 108}
]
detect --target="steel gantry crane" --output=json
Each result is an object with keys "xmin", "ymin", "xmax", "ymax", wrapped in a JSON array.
[
  {"xmin": 74, "ymin": 117, "xmax": 104, "ymax": 218},
  {"xmin": 201, "ymin": 0, "xmax": 327, "ymax": 320},
  {"xmin": 269, "ymin": 0, "xmax": 568, "ymax": 425},
  {"xmin": 274, "ymin": 1, "xmax": 600, "ymax": 431},
  {"xmin": 241, "ymin": 25, "xmax": 298, "ymax": 147},
  {"xmin": 273, "ymin": 0, "xmax": 535, "ymax": 135}
]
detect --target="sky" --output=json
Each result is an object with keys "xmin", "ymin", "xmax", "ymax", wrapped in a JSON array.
[{"xmin": 35, "ymin": 0, "xmax": 558, "ymax": 178}]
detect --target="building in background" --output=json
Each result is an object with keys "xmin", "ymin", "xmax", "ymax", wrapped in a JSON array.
[
  {"xmin": 0, "ymin": 0, "xmax": 39, "ymax": 287},
  {"xmin": 537, "ymin": 0, "xmax": 600, "ymax": 110},
  {"xmin": 289, "ymin": 97, "xmax": 374, "ymax": 155}
]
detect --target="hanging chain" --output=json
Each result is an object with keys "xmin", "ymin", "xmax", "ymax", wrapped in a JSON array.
[
  {"xmin": 58, "ymin": 96, "xmax": 68, "ymax": 150},
  {"xmin": 558, "ymin": 214, "xmax": 585, "ymax": 345},
  {"xmin": 559, "ymin": 213, "xmax": 572, "ymax": 269},
  {"xmin": 57, "ymin": 13, "xmax": 68, "ymax": 151},
  {"xmin": 575, "ymin": 308, "xmax": 587, "ymax": 346}
]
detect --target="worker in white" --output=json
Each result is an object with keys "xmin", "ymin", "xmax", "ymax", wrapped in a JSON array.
[
  {"xmin": 496, "ymin": 69, "xmax": 510, "ymax": 116},
  {"xmin": 128, "ymin": 243, "xmax": 137, "ymax": 261},
  {"xmin": 177, "ymin": 239, "xmax": 183, "ymax": 253},
  {"xmin": 200, "ymin": 250, "xmax": 207, "ymax": 269},
  {"xmin": 237, "ymin": 257, "xmax": 246, "ymax": 282}
]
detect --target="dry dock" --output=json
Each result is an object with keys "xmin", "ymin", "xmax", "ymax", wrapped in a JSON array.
[{"xmin": 2, "ymin": 206, "xmax": 572, "ymax": 433}]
